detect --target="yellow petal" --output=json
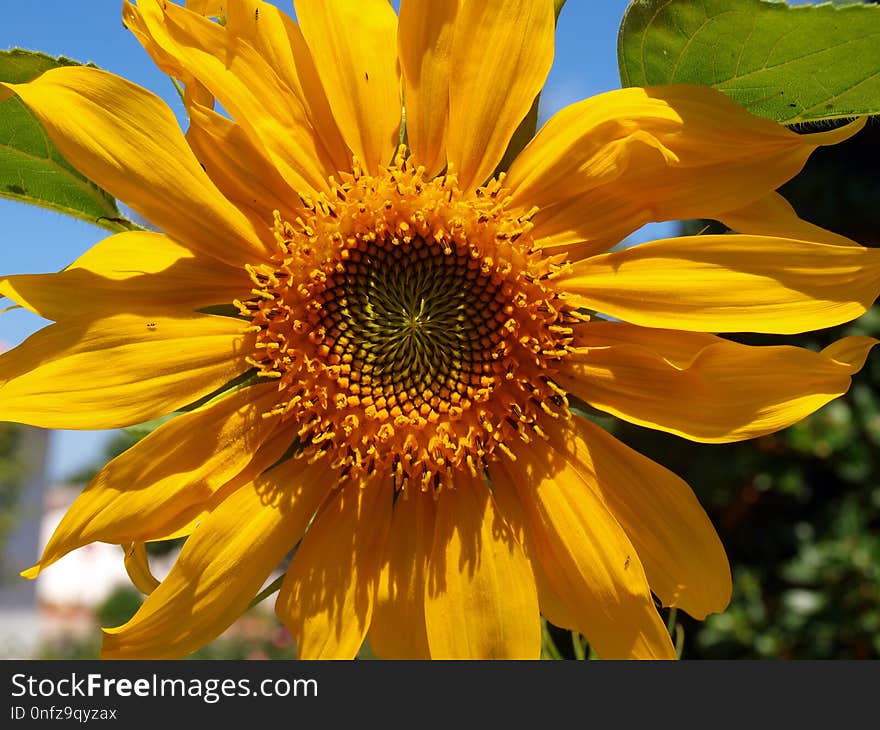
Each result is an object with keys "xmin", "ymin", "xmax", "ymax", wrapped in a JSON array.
[
  {"xmin": 532, "ymin": 562, "xmax": 579, "ymax": 635},
  {"xmin": 491, "ymin": 443, "xmax": 676, "ymax": 659},
  {"xmin": 0, "ymin": 66, "xmax": 266, "ymax": 268},
  {"xmin": 220, "ymin": 0, "xmax": 351, "ymax": 173},
  {"xmin": 138, "ymin": 423, "xmax": 297, "ymax": 545},
  {"xmin": 447, "ymin": 0, "xmax": 554, "ymax": 191},
  {"xmin": 101, "ymin": 456, "xmax": 326, "ymax": 659},
  {"xmin": 557, "ymin": 322, "xmax": 878, "ymax": 442},
  {"xmin": 186, "ymin": 0, "xmax": 226, "ymax": 16},
  {"xmin": 547, "ymin": 417, "xmax": 730, "ymax": 619},
  {"xmin": 559, "ymin": 234, "xmax": 880, "ymax": 334},
  {"xmin": 398, "ymin": 0, "xmax": 460, "ymax": 178},
  {"xmin": 0, "ymin": 231, "xmax": 249, "ymax": 321},
  {"xmin": 277, "ymin": 478, "xmax": 392, "ymax": 659},
  {"xmin": 570, "ymin": 319, "xmax": 726, "ymax": 368},
  {"xmin": 294, "ymin": 0, "xmax": 400, "ymax": 173},
  {"xmin": 423, "ymin": 472, "xmax": 540, "ymax": 659},
  {"xmin": 123, "ymin": 543, "xmax": 160, "ymax": 596},
  {"xmin": 487, "ymin": 469, "xmax": 578, "ymax": 632},
  {"xmin": 0, "ymin": 313, "xmax": 251, "ymax": 429},
  {"xmin": 823, "ymin": 335, "xmax": 880, "ymax": 367},
  {"xmin": 506, "ymin": 85, "xmax": 864, "ymax": 253},
  {"xmin": 716, "ymin": 192, "xmax": 858, "ymax": 247},
  {"xmin": 369, "ymin": 488, "xmax": 435, "ymax": 660},
  {"xmin": 21, "ymin": 384, "xmax": 282, "ymax": 580},
  {"xmin": 124, "ymin": 0, "xmax": 338, "ymax": 194},
  {"xmin": 527, "ymin": 188, "xmax": 652, "ymax": 261},
  {"xmin": 186, "ymin": 104, "xmax": 301, "ymax": 228}
]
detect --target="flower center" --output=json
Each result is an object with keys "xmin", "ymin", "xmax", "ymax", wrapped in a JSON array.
[
  {"xmin": 238, "ymin": 151, "xmax": 581, "ymax": 492},
  {"xmin": 315, "ymin": 234, "xmax": 511, "ymax": 423}
]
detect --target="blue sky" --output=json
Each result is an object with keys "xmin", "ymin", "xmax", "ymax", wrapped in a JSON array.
[{"xmin": 0, "ymin": 0, "xmax": 662, "ymax": 480}]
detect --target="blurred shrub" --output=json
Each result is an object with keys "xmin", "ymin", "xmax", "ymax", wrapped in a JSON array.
[{"xmin": 0, "ymin": 423, "xmax": 25, "ymax": 558}]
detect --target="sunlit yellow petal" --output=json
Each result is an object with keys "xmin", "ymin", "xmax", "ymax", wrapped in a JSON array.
[
  {"xmin": 0, "ymin": 232, "xmax": 249, "ymax": 321},
  {"xmin": 559, "ymin": 234, "xmax": 880, "ymax": 334},
  {"xmin": 526, "ymin": 188, "xmax": 649, "ymax": 261},
  {"xmin": 4, "ymin": 0, "xmax": 874, "ymax": 661},
  {"xmin": 547, "ymin": 417, "xmax": 731, "ymax": 619},
  {"xmin": 294, "ymin": 0, "xmax": 400, "ymax": 173},
  {"xmin": 0, "ymin": 67, "xmax": 266, "ymax": 267},
  {"xmin": 447, "ymin": 0, "xmax": 554, "ymax": 191},
  {"xmin": 20, "ymin": 384, "xmax": 282, "ymax": 580},
  {"xmin": 186, "ymin": 0, "xmax": 226, "ymax": 16},
  {"xmin": 557, "ymin": 322, "xmax": 878, "ymax": 442},
  {"xmin": 101, "ymin": 457, "xmax": 325, "ymax": 659},
  {"xmin": 186, "ymin": 104, "xmax": 301, "ymax": 227},
  {"xmin": 124, "ymin": 0, "xmax": 337, "ymax": 193},
  {"xmin": 220, "ymin": 0, "xmax": 351, "ymax": 173},
  {"xmin": 716, "ymin": 192, "xmax": 858, "ymax": 247},
  {"xmin": 131, "ymin": 425, "xmax": 298, "ymax": 546},
  {"xmin": 424, "ymin": 472, "xmax": 540, "ymax": 659},
  {"xmin": 507, "ymin": 85, "xmax": 864, "ymax": 252},
  {"xmin": 0, "ymin": 313, "xmax": 250, "ymax": 429},
  {"xmin": 491, "ymin": 442, "xmax": 676, "ymax": 659},
  {"xmin": 277, "ymin": 478, "xmax": 392, "ymax": 659},
  {"xmin": 398, "ymin": 0, "xmax": 459, "ymax": 178},
  {"xmin": 369, "ymin": 489, "xmax": 435, "ymax": 660},
  {"xmin": 488, "ymin": 479, "xmax": 579, "ymax": 632},
  {"xmin": 123, "ymin": 543, "xmax": 160, "ymax": 596}
]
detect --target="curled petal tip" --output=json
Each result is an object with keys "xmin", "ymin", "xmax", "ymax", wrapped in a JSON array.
[{"xmin": 20, "ymin": 564, "xmax": 41, "ymax": 580}]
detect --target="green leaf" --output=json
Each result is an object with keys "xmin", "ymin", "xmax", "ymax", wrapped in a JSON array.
[
  {"xmin": 618, "ymin": 0, "xmax": 880, "ymax": 123},
  {"xmin": 0, "ymin": 49, "xmax": 140, "ymax": 233}
]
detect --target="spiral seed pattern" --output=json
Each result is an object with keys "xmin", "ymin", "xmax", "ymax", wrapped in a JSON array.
[{"xmin": 237, "ymin": 151, "xmax": 581, "ymax": 492}]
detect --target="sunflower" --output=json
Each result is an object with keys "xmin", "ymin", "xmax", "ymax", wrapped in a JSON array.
[{"xmin": 1, "ymin": 0, "xmax": 878, "ymax": 660}]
